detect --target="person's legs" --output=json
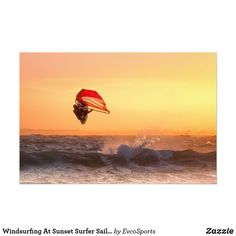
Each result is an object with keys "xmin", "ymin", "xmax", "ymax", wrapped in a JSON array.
[{"xmin": 80, "ymin": 114, "xmax": 88, "ymax": 124}]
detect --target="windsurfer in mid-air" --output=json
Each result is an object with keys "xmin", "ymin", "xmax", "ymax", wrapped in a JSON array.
[
  {"xmin": 73, "ymin": 89, "xmax": 110, "ymax": 124},
  {"xmin": 73, "ymin": 102, "xmax": 92, "ymax": 124}
]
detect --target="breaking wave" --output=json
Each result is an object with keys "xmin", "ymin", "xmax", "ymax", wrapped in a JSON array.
[
  {"xmin": 20, "ymin": 135, "xmax": 216, "ymax": 184},
  {"xmin": 20, "ymin": 145, "xmax": 215, "ymax": 170}
]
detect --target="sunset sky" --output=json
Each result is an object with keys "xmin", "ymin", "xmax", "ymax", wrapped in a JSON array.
[{"xmin": 20, "ymin": 53, "xmax": 216, "ymax": 135}]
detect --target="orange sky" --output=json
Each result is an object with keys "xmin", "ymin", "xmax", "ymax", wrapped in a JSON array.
[{"xmin": 20, "ymin": 53, "xmax": 216, "ymax": 135}]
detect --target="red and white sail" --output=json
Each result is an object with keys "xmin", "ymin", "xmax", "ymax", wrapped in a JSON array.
[{"xmin": 75, "ymin": 89, "xmax": 110, "ymax": 113}]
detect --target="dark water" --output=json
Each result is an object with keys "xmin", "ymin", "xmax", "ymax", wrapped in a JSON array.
[{"xmin": 20, "ymin": 135, "xmax": 216, "ymax": 184}]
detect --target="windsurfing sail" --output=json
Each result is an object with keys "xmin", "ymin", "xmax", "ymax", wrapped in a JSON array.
[{"xmin": 75, "ymin": 89, "xmax": 110, "ymax": 114}]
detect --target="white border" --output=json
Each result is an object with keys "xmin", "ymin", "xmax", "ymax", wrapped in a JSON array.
[{"xmin": 1, "ymin": 1, "xmax": 236, "ymax": 236}]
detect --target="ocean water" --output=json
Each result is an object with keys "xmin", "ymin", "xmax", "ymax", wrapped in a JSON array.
[{"xmin": 20, "ymin": 135, "xmax": 216, "ymax": 184}]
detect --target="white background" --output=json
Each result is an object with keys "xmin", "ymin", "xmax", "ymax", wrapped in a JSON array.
[{"xmin": 0, "ymin": 1, "xmax": 235, "ymax": 236}]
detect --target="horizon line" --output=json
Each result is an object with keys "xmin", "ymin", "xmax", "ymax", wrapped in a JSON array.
[{"xmin": 20, "ymin": 128, "xmax": 216, "ymax": 136}]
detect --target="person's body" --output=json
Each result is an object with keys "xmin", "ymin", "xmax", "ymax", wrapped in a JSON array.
[{"xmin": 73, "ymin": 102, "xmax": 92, "ymax": 124}]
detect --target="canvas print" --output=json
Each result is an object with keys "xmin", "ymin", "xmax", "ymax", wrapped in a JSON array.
[{"xmin": 20, "ymin": 53, "xmax": 216, "ymax": 184}]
